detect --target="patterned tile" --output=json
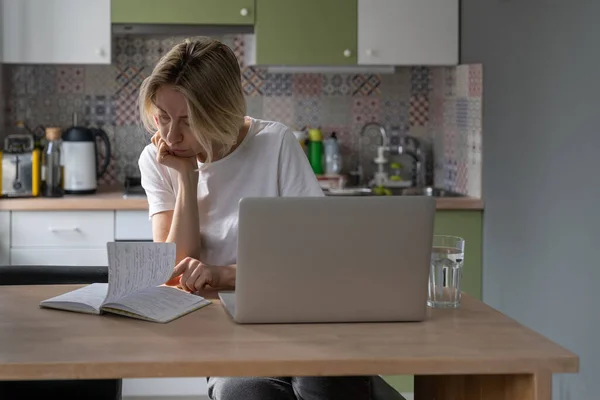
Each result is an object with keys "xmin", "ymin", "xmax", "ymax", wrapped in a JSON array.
[
  {"xmin": 263, "ymin": 97, "xmax": 295, "ymax": 129},
  {"xmin": 352, "ymin": 97, "xmax": 381, "ymax": 125},
  {"xmin": 35, "ymin": 66, "xmax": 58, "ymax": 95},
  {"xmin": 4, "ymin": 96, "xmax": 32, "ymax": 126},
  {"xmin": 144, "ymin": 38, "xmax": 163, "ymax": 67},
  {"xmin": 321, "ymin": 97, "xmax": 352, "ymax": 126},
  {"xmin": 429, "ymin": 97, "xmax": 444, "ymax": 130},
  {"xmin": 469, "ymin": 64, "xmax": 483, "ymax": 98},
  {"xmin": 115, "ymin": 125, "xmax": 152, "ymax": 179},
  {"xmin": 115, "ymin": 36, "xmax": 147, "ymax": 67},
  {"xmin": 115, "ymin": 66, "xmax": 146, "ymax": 96},
  {"xmin": 245, "ymin": 96, "xmax": 263, "ymax": 119},
  {"xmin": 382, "ymin": 97, "xmax": 409, "ymax": 133},
  {"xmin": 264, "ymin": 73, "xmax": 293, "ymax": 97},
  {"xmin": 5, "ymin": 66, "xmax": 36, "ymax": 96},
  {"xmin": 233, "ymin": 35, "xmax": 245, "ymax": 67},
  {"xmin": 54, "ymin": 95, "xmax": 86, "ymax": 126},
  {"xmin": 115, "ymin": 92, "xmax": 140, "ymax": 126},
  {"xmin": 455, "ymin": 65, "xmax": 469, "ymax": 97},
  {"xmin": 379, "ymin": 68, "xmax": 410, "ymax": 99},
  {"xmin": 411, "ymin": 67, "xmax": 430, "ymax": 95},
  {"xmin": 84, "ymin": 65, "xmax": 117, "ymax": 96},
  {"xmin": 294, "ymin": 97, "xmax": 322, "ymax": 130},
  {"xmin": 352, "ymin": 74, "xmax": 381, "ymax": 96},
  {"xmin": 409, "ymin": 94, "xmax": 429, "ymax": 127},
  {"xmin": 84, "ymin": 95, "xmax": 115, "ymax": 126},
  {"xmin": 444, "ymin": 67, "xmax": 457, "ymax": 97},
  {"xmin": 456, "ymin": 97, "xmax": 469, "ymax": 130},
  {"xmin": 292, "ymin": 74, "xmax": 323, "ymax": 97},
  {"xmin": 241, "ymin": 67, "xmax": 266, "ymax": 96},
  {"xmin": 56, "ymin": 66, "xmax": 85, "ymax": 94},
  {"xmin": 322, "ymin": 74, "xmax": 352, "ymax": 96}
]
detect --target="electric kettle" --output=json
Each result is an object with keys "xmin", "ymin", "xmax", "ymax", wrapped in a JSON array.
[{"xmin": 61, "ymin": 115, "xmax": 111, "ymax": 194}]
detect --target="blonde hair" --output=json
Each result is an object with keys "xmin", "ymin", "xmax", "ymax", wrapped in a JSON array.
[{"xmin": 139, "ymin": 37, "xmax": 246, "ymax": 163}]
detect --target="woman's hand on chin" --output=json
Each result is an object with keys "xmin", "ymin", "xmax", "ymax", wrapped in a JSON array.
[
  {"xmin": 152, "ymin": 132, "xmax": 197, "ymax": 174},
  {"xmin": 168, "ymin": 257, "xmax": 223, "ymax": 293}
]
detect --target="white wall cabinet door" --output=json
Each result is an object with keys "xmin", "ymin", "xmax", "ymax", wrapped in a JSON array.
[
  {"xmin": 0, "ymin": 212, "xmax": 9, "ymax": 265},
  {"xmin": 2, "ymin": 0, "xmax": 111, "ymax": 64},
  {"xmin": 358, "ymin": 0, "xmax": 458, "ymax": 66},
  {"xmin": 10, "ymin": 248, "xmax": 108, "ymax": 266}
]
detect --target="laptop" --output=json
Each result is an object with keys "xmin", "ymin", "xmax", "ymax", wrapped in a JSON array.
[{"xmin": 219, "ymin": 195, "xmax": 436, "ymax": 324}]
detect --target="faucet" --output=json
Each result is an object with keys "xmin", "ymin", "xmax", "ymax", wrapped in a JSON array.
[{"xmin": 357, "ymin": 123, "xmax": 388, "ymax": 186}]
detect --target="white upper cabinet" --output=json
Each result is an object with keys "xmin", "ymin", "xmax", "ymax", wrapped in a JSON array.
[
  {"xmin": 358, "ymin": 0, "xmax": 458, "ymax": 66},
  {"xmin": 2, "ymin": 0, "xmax": 111, "ymax": 64}
]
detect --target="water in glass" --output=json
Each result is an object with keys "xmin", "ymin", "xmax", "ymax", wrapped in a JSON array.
[{"xmin": 428, "ymin": 236, "xmax": 464, "ymax": 308}]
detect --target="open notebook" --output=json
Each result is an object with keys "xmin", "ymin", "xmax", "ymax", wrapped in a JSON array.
[{"xmin": 40, "ymin": 242, "xmax": 211, "ymax": 323}]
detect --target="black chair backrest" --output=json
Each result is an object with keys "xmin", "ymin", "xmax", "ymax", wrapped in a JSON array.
[{"xmin": 0, "ymin": 265, "xmax": 108, "ymax": 286}]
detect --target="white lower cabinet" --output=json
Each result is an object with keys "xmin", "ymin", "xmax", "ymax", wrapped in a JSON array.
[
  {"xmin": 115, "ymin": 210, "xmax": 153, "ymax": 241},
  {"xmin": 10, "ymin": 248, "xmax": 108, "ymax": 266},
  {"xmin": 11, "ymin": 211, "xmax": 114, "ymax": 248}
]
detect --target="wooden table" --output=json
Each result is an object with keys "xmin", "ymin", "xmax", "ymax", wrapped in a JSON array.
[{"xmin": 0, "ymin": 285, "xmax": 578, "ymax": 399}]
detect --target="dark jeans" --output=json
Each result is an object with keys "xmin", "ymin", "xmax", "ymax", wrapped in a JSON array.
[{"xmin": 208, "ymin": 376, "xmax": 372, "ymax": 400}]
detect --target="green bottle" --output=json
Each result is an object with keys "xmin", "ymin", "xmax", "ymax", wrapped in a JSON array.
[{"xmin": 308, "ymin": 128, "xmax": 323, "ymax": 175}]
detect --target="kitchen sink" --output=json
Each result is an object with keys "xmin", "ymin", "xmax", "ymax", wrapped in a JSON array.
[{"xmin": 324, "ymin": 186, "xmax": 466, "ymax": 197}]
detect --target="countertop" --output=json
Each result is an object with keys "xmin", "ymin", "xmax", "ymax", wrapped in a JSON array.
[{"xmin": 0, "ymin": 187, "xmax": 484, "ymax": 211}]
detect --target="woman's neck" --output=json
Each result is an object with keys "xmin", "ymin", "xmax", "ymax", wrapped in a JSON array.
[{"xmin": 196, "ymin": 117, "xmax": 251, "ymax": 163}]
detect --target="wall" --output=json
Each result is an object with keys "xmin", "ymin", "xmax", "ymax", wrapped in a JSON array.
[
  {"xmin": 1, "ymin": 34, "xmax": 482, "ymax": 196},
  {"xmin": 462, "ymin": 0, "xmax": 599, "ymax": 398}
]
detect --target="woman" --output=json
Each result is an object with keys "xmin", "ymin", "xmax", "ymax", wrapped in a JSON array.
[{"xmin": 137, "ymin": 37, "xmax": 372, "ymax": 400}]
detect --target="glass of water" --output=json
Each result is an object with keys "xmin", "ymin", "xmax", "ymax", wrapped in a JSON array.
[{"xmin": 428, "ymin": 235, "xmax": 465, "ymax": 308}]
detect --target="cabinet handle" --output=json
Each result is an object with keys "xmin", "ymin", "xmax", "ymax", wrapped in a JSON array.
[
  {"xmin": 48, "ymin": 227, "xmax": 81, "ymax": 233},
  {"xmin": 366, "ymin": 49, "xmax": 374, "ymax": 57},
  {"xmin": 95, "ymin": 48, "xmax": 105, "ymax": 57},
  {"xmin": 343, "ymin": 49, "xmax": 352, "ymax": 58},
  {"xmin": 240, "ymin": 8, "xmax": 249, "ymax": 16}
]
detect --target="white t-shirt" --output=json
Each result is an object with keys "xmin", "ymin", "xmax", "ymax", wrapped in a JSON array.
[{"xmin": 138, "ymin": 117, "xmax": 324, "ymax": 266}]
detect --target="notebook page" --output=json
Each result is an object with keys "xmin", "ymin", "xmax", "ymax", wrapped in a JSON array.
[
  {"xmin": 103, "ymin": 285, "xmax": 210, "ymax": 323},
  {"xmin": 104, "ymin": 242, "xmax": 176, "ymax": 305},
  {"xmin": 40, "ymin": 283, "xmax": 108, "ymax": 314}
]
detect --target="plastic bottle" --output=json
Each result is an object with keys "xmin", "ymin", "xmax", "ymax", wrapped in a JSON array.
[
  {"xmin": 308, "ymin": 128, "xmax": 324, "ymax": 175},
  {"xmin": 41, "ymin": 127, "xmax": 64, "ymax": 197},
  {"xmin": 323, "ymin": 132, "xmax": 342, "ymax": 175}
]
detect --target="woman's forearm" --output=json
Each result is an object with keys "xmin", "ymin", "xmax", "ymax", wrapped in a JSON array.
[{"xmin": 167, "ymin": 171, "xmax": 201, "ymax": 262}]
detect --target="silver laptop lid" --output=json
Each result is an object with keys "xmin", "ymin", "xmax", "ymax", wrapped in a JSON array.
[{"xmin": 234, "ymin": 196, "xmax": 436, "ymax": 323}]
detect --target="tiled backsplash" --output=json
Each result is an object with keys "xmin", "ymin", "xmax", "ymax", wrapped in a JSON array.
[{"xmin": 1, "ymin": 34, "xmax": 482, "ymax": 197}]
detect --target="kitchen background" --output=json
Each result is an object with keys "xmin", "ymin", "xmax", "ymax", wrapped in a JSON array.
[{"xmin": 0, "ymin": 34, "xmax": 483, "ymax": 197}]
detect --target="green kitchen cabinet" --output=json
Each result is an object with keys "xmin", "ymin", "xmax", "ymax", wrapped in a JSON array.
[
  {"xmin": 111, "ymin": 0, "xmax": 255, "ymax": 25},
  {"xmin": 253, "ymin": 0, "xmax": 357, "ymax": 65},
  {"xmin": 382, "ymin": 210, "xmax": 483, "ymax": 394}
]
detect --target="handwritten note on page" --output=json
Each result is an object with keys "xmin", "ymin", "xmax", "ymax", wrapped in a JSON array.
[
  {"xmin": 104, "ymin": 242, "xmax": 176, "ymax": 304},
  {"xmin": 104, "ymin": 285, "xmax": 210, "ymax": 323},
  {"xmin": 40, "ymin": 283, "xmax": 109, "ymax": 314}
]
